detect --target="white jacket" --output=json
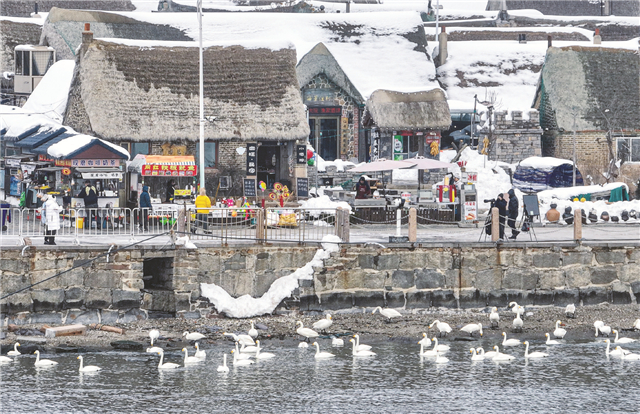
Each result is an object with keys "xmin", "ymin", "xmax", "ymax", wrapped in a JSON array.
[{"xmin": 43, "ymin": 198, "xmax": 62, "ymax": 231}]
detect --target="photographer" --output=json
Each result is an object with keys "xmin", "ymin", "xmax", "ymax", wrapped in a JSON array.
[
  {"xmin": 507, "ymin": 188, "xmax": 519, "ymax": 240},
  {"xmin": 495, "ymin": 192, "xmax": 508, "ymax": 241}
]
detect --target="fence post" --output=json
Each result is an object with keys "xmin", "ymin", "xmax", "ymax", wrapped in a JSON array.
[
  {"xmin": 341, "ymin": 208, "xmax": 350, "ymax": 243},
  {"xmin": 335, "ymin": 207, "xmax": 343, "ymax": 240},
  {"xmin": 491, "ymin": 207, "xmax": 499, "ymax": 242},
  {"xmin": 256, "ymin": 209, "xmax": 265, "ymax": 243},
  {"xmin": 574, "ymin": 208, "xmax": 582, "ymax": 241},
  {"xmin": 408, "ymin": 207, "xmax": 417, "ymax": 242},
  {"xmin": 178, "ymin": 204, "xmax": 186, "ymax": 235}
]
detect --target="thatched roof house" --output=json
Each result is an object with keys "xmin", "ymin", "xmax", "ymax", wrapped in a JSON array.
[{"xmin": 364, "ymin": 89, "xmax": 451, "ymax": 132}]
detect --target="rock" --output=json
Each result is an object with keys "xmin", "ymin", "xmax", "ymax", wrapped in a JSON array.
[
  {"xmin": 110, "ymin": 340, "xmax": 144, "ymax": 351},
  {"xmin": 55, "ymin": 345, "xmax": 79, "ymax": 353},
  {"xmin": 415, "ymin": 269, "xmax": 446, "ymax": 289},
  {"xmin": 255, "ymin": 323, "xmax": 268, "ymax": 330},
  {"xmin": 353, "ymin": 290, "xmax": 385, "ymax": 308}
]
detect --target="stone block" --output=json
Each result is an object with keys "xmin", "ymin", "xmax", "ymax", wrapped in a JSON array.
[
  {"xmin": 353, "ymin": 290, "xmax": 385, "ymax": 308},
  {"xmin": 117, "ymin": 308, "xmax": 147, "ymax": 324},
  {"xmin": 358, "ymin": 254, "xmax": 375, "ymax": 269},
  {"xmin": 632, "ymin": 281, "xmax": 640, "ymax": 298},
  {"xmin": 0, "ymin": 258, "xmax": 29, "ymax": 274},
  {"xmin": 85, "ymin": 271, "xmax": 120, "ymax": 289},
  {"xmin": 299, "ymin": 294, "xmax": 321, "ymax": 312},
  {"xmin": 397, "ymin": 252, "xmax": 428, "ymax": 270},
  {"xmin": 619, "ymin": 263, "xmax": 640, "ymax": 283},
  {"xmin": 298, "ymin": 278, "xmax": 314, "ymax": 288},
  {"xmin": 73, "ymin": 259, "xmax": 92, "ymax": 268},
  {"xmin": 580, "ymin": 286, "xmax": 610, "ymax": 305},
  {"xmin": 362, "ymin": 271, "xmax": 386, "ymax": 290},
  {"xmin": 590, "ymin": 266, "xmax": 618, "ymax": 285},
  {"xmin": 502, "ymin": 268, "xmax": 538, "ymax": 290},
  {"xmin": 431, "ymin": 289, "xmax": 456, "ymax": 308},
  {"xmin": 562, "ymin": 252, "xmax": 593, "ymax": 266},
  {"xmin": 415, "ymin": 269, "xmax": 446, "ymax": 289},
  {"xmin": 458, "ymin": 289, "xmax": 487, "ymax": 309},
  {"xmin": 384, "ymin": 291, "xmax": 405, "ymax": 308},
  {"xmin": 595, "ymin": 250, "xmax": 626, "ymax": 264},
  {"xmin": 391, "ymin": 270, "xmax": 415, "ymax": 289},
  {"xmin": 538, "ymin": 270, "xmax": 565, "ymax": 289},
  {"xmin": 65, "ymin": 287, "xmax": 84, "ymax": 301},
  {"xmin": 30, "ymin": 312, "xmax": 63, "ymax": 324},
  {"xmin": 406, "ymin": 290, "xmax": 431, "ymax": 309},
  {"xmin": 5, "ymin": 292, "xmax": 33, "ymax": 313},
  {"xmin": 32, "ymin": 289, "xmax": 64, "ymax": 312},
  {"xmin": 113, "ymin": 290, "xmax": 141, "ymax": 309},
  {"xmin": 611, "ymin": 281, "xmax": 631, "ymax": 304},
  {"xmin": 224, "ymin": 253, "xmax": 246, "ymax": 271},
  {"xmin": 178, "ymin": 311, "xmax": 201, "ymax": 319},
  {"xmin": 487, "ymin": 289, "xmax": 529, "ymax": 308},
  {"xmin": 1, "ymin": 273, "xmax": 30, "ymax": 293},
  {"xmin": 66, "ymin": 309, "xmax": 100, "ymax": 325},
  {"xmin": 376, "ymin": 255, "xmax": 399, "ymax": 270},
  {"xmin": 174, "ymin": 292, "xmax": 191, "ymax": 312},
  {"xmin": 565, "ymin": 267, "xmax": 590, "ymax": 287},
  {"xmin": 122, "ymin": 279, "xmax": 145, "ymax": 291},
  {"xmin": 553, "ymin": 289, "xmax": 579, "ymax": 306},
  {"xmin": 532, "ymin": 253, "xmax": 561, "ymax": 268},
  {"xmin": 84, "ymin": 288, "xmax": 112, "ymax": 309},
  {"xmin": 475, "ymin": 268, "xmax": 502, "ymax": 292},
  {"xmin": 318, "ymin": 291, "xmax": 353, "ymax": 310},
  {"xmin": 533, "ymin": 290, "xmax": 554, "ymax": 306},
  {"xmin": 101, "ymin": 310, "xmax": 119, "ymax": 324}
]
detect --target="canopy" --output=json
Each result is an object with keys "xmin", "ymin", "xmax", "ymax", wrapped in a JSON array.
[
  {"xmin": 348, "ymin": 158, "xmax": 418, "ymax": 173},
  {"xmin": 402, "ymin": 157, "xmax": 453, "ymax": 170},
  {"xmin": 127, "ymin": 154, "xmax": 198, "ymax": 177}
]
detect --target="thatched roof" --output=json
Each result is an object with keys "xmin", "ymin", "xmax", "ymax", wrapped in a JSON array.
[
  {"xmin": 364, "ymin": 89, "xmax": 451, "ymax": 130},
  {"xmin": 534, "ymin": 46, "xmax": 640, "ymax": 132},
  {"xmin": 64, "ymin": 39, "xmax": 309, "ymax": 142}
]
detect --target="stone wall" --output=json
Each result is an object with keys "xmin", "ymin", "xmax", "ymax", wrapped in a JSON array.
[{"xmin": 488, "ymin": 110, "xmax": 542, "ymax": 164}]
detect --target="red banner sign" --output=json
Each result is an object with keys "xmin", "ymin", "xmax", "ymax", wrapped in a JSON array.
[{"xmin": 141, "ymin": 164, "xmax": 197, "ymax": 177}]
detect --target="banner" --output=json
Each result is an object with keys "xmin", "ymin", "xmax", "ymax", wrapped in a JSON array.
[{"xmin": 141, "ymin": 164, "xmax": 197, "ymax": 176}]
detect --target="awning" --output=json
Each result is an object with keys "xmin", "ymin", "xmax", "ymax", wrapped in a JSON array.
[
  {"xmin": 128, "ymin": 155, "xmax": 198, "ymax": 177},
  {"xmin": 75, "ymin": 167, "xmax": 123, "ymax": 179}
]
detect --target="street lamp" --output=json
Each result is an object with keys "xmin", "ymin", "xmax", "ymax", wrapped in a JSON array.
[{"xmin": 197, "ymin": 0, "xmax": 205, "ymax": 189}]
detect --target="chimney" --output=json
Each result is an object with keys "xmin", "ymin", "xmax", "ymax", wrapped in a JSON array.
[
  {"xmin": 82, "ymin": 23, "xmax": 93, "ymax": 46},
  {"xmin": 547, "ymin": 35, "xmax": 552, "ymax": 49},
  {"xmin": 438, "ymin": 26, "xmax": 448, "ymax": 66},
  {"xmin": 593, "ymin": 28, "xmax": 602, "ymax": 45},
  {"xmin": 32, "ymin": 2, "xmax": 41, "ymax": 18}
]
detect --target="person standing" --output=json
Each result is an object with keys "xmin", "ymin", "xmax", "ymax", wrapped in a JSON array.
[
  {"xmin": 77, "ymin": 181, "xmax": 98, "ymax": 229},
  {"xmin": 194, "ymin": 188, "xmax": 211, "ymax": 234},
  {"xmin": 355, "ymin": 177, "xmax": 371, "ymax": 199},
  {"xmin": 139, "ymin": 185, "xmax": 152, "ymax": 231},
  {"xmin": 166, "ymin": 179, "xmax": 176, "ymax": 203},
  {"xmin": 507, "ymin": 188, "xmax": 520, "ymax": 240},
  {"xmin": 41, "ymin": 194, "xmax": 62, "ymax": 245},
  {"xmin": 495, "ymin": 192, "xmax": 508, "ymax": 241}
]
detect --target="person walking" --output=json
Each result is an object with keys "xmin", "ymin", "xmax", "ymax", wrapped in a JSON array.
[
  {"xmin": 194, "ymin": 188, "xmax": 211, "ymax": 234},
  {"xmin": 77, "ymin": 181, "xmax": 99, "ymax": 229},
  {"xmin": 507, "ymin": 188, "xmax": 520, "ymax": 240},
  {"xmin": 139, "ymin": 185, "xmax": 152, "ymax": 231},
  {"xmin": 41, "ymin": 194, "xmax": 62, "ymax": 245},
  {"xmin": 355, "ymin": 177, "xmax": 371, "ymax": 199},
  {"xmin": 495, "ymin": 192, "xmax": 508, "ymax": 241}
]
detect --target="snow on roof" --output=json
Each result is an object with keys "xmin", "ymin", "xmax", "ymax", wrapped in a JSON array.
[
  {"xmin": 518, "ymin": 156, "xmax": 574, "ymax": 169},
  {"xmin": 47, "ymin": 134, "xmax": 130, "ymax": 160},
  {"xmin": 22, "ymin": 60, "xmax": 75, "ymax": 124},
  {"xmin": 0, "ymin": 15, "xmax": 47, "ymax": 25},
  {"xmin": 0, "ymin": 105, "xmax": 62, "ymax": 140}
]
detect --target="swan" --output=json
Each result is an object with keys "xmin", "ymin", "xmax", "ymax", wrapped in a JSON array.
[
  {"xmin": 512, "ymin": 308, "xmax": 524, "ymax": 332},
  {"xmin": 594, "ymin": 321, "xmax": 611, "ymax": 337},
  {"xmin": 565, "ymin": 303, "xmax": 576, "ymax": 318},
  {"xmin": 194, "ymin": 343, "xmax": 206, "ymax": 360},
  {"xmin": 7, "ymin": 343, "xmax": 20, "ymax": 356},
  {"xmin": 255, "ymin": 340, "xmax": 275, "ymax": 360},
  {"xmin": 183, "ymin": 331, "xmax": 206, "ymax": 341},
  {"xmin": 460, "ymin": 323, "xmax": 483, "ymax": 337},
  {"xmin": 479, "ymin": 347, "xmax": 498, "ymax": 358},
  {"xmin": 545, "ymin": 333, "xmax": 560, "ymax": 345},
  {"xmin": 429, "ymin": 320, "xmax": 452, "ymax": 337},
  {"xmin": 233, "ymin": 342, "xmax": 251, "ymax": 359},
  {"xmin": 296, "ymin": 321, "xmax": 319, "ymax": 341},
  {"xmin": 419, "ymin": 342, "xmax": 437, "ymax": 357},
  {"xmin": 508, "ymin": 302, "xmax": 521, "ymax": 315},
  {"xmin": 621, "ymin": 352, "xmax": 640, "ymax": 361},
  {"xmin": 418, "ymin": 333, "xmax": 432, "ymax": 347},
  {"xmin": 146, "ymin": 346, "xmax": 163, "ymax": 353},
  {"xmin": 34, "ymin": 351, "xmax": 57, "ymax": 367},
  {"xmin": 604, "ymin": 340, "xmax": 629, "ymax": 357},
  {"xmin": 553, "ymin": 321, "xmax": 567, "ymax": 339},
  {"xmin": 489, "ymin": 307, "xmax": 500, "ymax": 327},
  {"xmin": 182, "ymin": 348, "xmax": 202, "ymax": 365},
  {"xmin": 313, "ymin": 342, "xmax": 335, "ymax": 359},
  {"xmin": 349, "ymin": 339, "xmax": 376, "ymax": 357},
  {"xmin": 231, "ymin": 350, "xmax": 254, "ymax": 366},
  {"xmin": 492, "ymin": 345, "xmax": 515, "ymax": 362},
  {"xmin": 149, "ymin": 329, "xmax": 160, "ymax": 346},
  {"xmin": 156, "ymin": 350, "xmax": 180, "ymax": 369},
  {"xmin": 223, "ymin": 332, "xmax": 254, "ymax": 346},
  {"xmin": 239, "ymin": 342, "xmax": 259, "ymax": 354},
  {"xmin": 372, "ymin": 307, "xmax": 402, "ymax": 322},
  {"xmin": 470, "ymin": 348, "xmax": 484, "ymax": 361},
  {"xmin": 77, "ymin": 356, "xmax": 101, "ymax": 372},
  {"xmin": 432, "ymin": 337, "xmax": 450, "ymax": 352},
  {"xmin": 613, "ymin": 330, "xmax": 636, "ymax": 344},
  {"xmin": 353, "ymin": 334, "xmax": 372, "ymax": 352},
  {"xmin": 434, "ymin": 352, "xmax": 449, "ymax": 364},
  {"xmin": 217, "ymin": 354, "xmax": 229, "ymax": 373},
  {"xmin": 502, "ymin": 332, "xmax": 521, "ymax": 347},
  {"xmin": 634, "ymin": 319, "xmax": 640, "ymax": 331},
  {"xmin": 0, "ymin": 356, "xmax": 12, "ymax": 363},
  {"xmin": 248, "ymin": 321, "xmax": 259, "ymax": 339},
  {"xmin": 523, "ymin": 341, "xmax": 549, "ymax": 358},
  {"xmin": 312, "ymin": 314, "xmax": 333, "ymax": 332},
  {"xmin": 298, "ymin": 342, "xmax": 309, "ymax": 348},
  {"xmin": 331, "ymin": 336, "xmax": 344, "ymax": 347}
]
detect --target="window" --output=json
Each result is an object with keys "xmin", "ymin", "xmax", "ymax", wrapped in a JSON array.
[
  {"xmin": 196, "ymin": 142, "xmax": 217, "ymax": 168},
  {"xmin": 131, "ymin": 142, "xmax": 149, "ymax": 158},
  {"xmin": 393, "ymin": 134, "xmax": 420, "ymax": 160},
  {"xmin": 617, "ymin": 137, "xmax": 640, "ymax": 163},
  {"xmin": 15, "ymin": 51, "xmax": 27, "ymax": 76}
]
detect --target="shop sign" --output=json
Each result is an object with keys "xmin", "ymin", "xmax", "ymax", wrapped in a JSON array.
[
  {"xmin": 464, "ymin": 200, "xmax": 477, "ymax": 221},
  {"xmin": 462, "ymin": 171, "xmax": 478, "ymax": 183},
  {"xmin": 296, "ymin": 145, "xmax": 306, "ymax": 164},
  {"xmin": 371, "ymin": 130, "xmax": 380, "ymax": 161},
  {"xmin": 81, "ymin": 171, "xmax": 123, "ymax": 179},
  {"xmin": 5, "ymin": 158, "xmax": 21, "ymax": 167},
  {"xmin": 308, "ymin": 106, "xmax": 342, "ymax": 115},
  {"xmin": 141, "ymin": 164, "xmax": 197, "ymax": 177},
  {"xmin": 246, "ymin": 143, "xmax": 257, "ymax": 175},
  {"xmin": 303, "ymin": 89, "xmax": 338, "ymax": 105},
  {"xmin": 55, "ymin": 160, "xmax": 72, "ymax": 167},
  {"xmin": 71, "ymin": 159, "xmax": 119, "ymax": 167},
  {"xmin": 393, "ymin": 135, "xmax": 404, "ymax": 161}
]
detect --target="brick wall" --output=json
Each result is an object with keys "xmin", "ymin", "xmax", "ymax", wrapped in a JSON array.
[{"xmin": 487, "ymin": 110, "xmax": 543, "ymax": 163}]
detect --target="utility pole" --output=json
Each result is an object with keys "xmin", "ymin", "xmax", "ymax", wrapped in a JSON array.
[{"xmin": 197, "ymin": 0, "xmax": 205, "ymax": 190}]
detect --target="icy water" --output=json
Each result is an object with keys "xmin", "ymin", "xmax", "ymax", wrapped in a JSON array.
[{"xmin": 2, "ymin": 338, "xmax": 639, "ymax": 414}]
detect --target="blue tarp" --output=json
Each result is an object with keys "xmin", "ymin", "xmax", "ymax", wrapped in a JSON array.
[{"xmin": 513, "ymin": 163, "xmax": 583, "ymax": 193}]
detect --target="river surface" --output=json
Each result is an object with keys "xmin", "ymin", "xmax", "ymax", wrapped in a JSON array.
[{"xmin": 1, "ymin": 337, "xmax": 639, "ymax": 413}]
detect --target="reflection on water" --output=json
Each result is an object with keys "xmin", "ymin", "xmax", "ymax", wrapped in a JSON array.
[{"xmin": 1, "ymin": 338, "xmax": 639, "ymax": 413}]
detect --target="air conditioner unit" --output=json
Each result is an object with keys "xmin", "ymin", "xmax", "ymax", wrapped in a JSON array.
[{"xmin": 13, "ymin": 45, "xmax": 55, "ymax": 94}]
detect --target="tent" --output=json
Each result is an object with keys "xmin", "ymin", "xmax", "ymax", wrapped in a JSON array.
[{"xmin": 513, "ymin": 157, "xmax": 583, "ymax": 193}]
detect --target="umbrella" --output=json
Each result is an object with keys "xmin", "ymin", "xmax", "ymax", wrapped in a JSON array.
[
  {"xmin": 401, "ymin": 156, "xmax": 453, "ymax": 170},
  {"xmin": 348, "ymin": 158, "xmax": 416, "ymax": 173}
]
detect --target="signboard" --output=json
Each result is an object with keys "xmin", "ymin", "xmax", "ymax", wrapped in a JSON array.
[
  {"xmin": 308, "ymin": 106, "xmax": 342, "ymax": 115},
  {"xmin": 393, "ymin": 135, "xmax": 403, "ymax": 160},
  {"xmin": 296, "ymin": 145, "xmax": 306, "ymax": 164},
  {"xmin": 340, "ymin": 116, "xmax": 349, "ymax": 157},
  {"xmin": 72, "ymin": 159, "xmax": 119, "ymax": 167},
  {"xmin": 303, "ymin": 89, "xmax": 338, "ymax": 105},
  {"xmin": 81, "ymin": 171, "xmax": 123, "ymax": 179},
  {"xmin": 246, "ymin": 143, "xmax": 257, "ymax": 175},
  {"xmin": 5, "ymin": 158, "xmax": 21, "ymax": 168},
  {"xmin": 462, "ymin": 171, "xmax": 478, "ymax": 183},
  {"xmin": 141, "ymin": 164, "xmax": 197, "ymax": 176},
  {"xmin": 371, "ymin": 130, "xmax": 380, "ymax": 161},
  {"xmin": 464, "ymin": 200, "xmax": 477, "ymax": 221},
  {"xmin": 243, "ymin": 178, "xmax": 256, "ymax": 197},
  {"xmin": 296, "ymin": 178, "xmax": 309, "ymax": 198}
]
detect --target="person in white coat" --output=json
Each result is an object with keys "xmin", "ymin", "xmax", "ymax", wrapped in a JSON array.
[{"xmin": 41, "ymin": 194, "xmax": 62, "ymax": 245}]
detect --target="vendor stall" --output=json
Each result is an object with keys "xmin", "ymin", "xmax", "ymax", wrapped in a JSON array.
[{"xmin": 127, "ymin": 154, "xmax": 198, "ymax": 206}]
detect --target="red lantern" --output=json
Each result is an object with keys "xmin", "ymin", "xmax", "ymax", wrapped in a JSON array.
[{"xmin": 307, "ymin": 149, "xmax": 314, "ymax": 160}]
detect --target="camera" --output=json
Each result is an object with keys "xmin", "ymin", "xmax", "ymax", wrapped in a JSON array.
[{"xmin": 484, "ymin": 199, "xmax": 496, "ymax": 203}]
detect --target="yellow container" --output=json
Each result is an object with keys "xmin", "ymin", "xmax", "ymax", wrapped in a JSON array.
[{"xmin": 75, "ymin": 218, "xmax": 84, "ymax": 228}]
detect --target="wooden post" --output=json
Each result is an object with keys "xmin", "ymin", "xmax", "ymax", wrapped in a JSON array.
[
  {"xmin": 335, "ymin": 207, "xmax": 343, "ymax": 240},
  {"xmin": 256, "ymin": 209, "xmax": 265, "ymax": 243},
  {"xmin": 491, "ymin": 207, "xmax": 499, "ymax": 242},
  {"xmin": 408, "ymin": 207, "xmax": 417, "ymax": 242},
  {"xmin": 177, "ymin": 205, "xmax": 185, "ymax": 234},
  {"xmin": 574, "ymin": 208, "xmax": 582, "ymax": 241},
  {"xmin": 342, "ymin": 207, "xmax": 350, "ymax": 243}
]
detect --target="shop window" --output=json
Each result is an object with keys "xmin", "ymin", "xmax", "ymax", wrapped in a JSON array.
[
  {"xmin": 393, "ymin": 134, "xmax": 420, "ymax": 160},
  {"xmin": 196, "ymin": 142, "xmax": 217, "ymax": 168},
  {"xmin": 617, "ymin": 137, "xmax": 640, "ymax": 163},
  {"xmin": 131, "ymin": 142, "xmax": 149, "ymax": 158}
]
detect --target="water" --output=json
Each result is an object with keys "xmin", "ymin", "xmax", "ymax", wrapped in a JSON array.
[{"xmin": 2, "ymin": 338, "xmax": 639, "ymax": 413}]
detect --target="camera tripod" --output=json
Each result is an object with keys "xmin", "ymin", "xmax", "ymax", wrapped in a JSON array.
[{"xmin": 515, "ymin": 210, "xmax": 538, "ymax": 242}]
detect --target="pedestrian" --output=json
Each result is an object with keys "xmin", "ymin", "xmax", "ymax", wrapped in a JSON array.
[
  {"xmin": 139, "ymin": 185, "xmax": 152, "ymax": 231},
  {"xmin": 77, "ymin": 181, "xmax": 99, "ymax": 229},
  {"xmin": 355, "ymin": 177, "xmax": 371, "ymax": 199},
  {"xmin": 495, "ymin": 192, "xmax": 508, "ymax": 241},
  {"xmin": 166, "ymin": 179, "xmax": 176, "ymax": 203},
  {"xmin": 194, "ymin": 187, "xmax": 211, "ymax": 234},
  {"xmin": 41, "ymin": 194, "xmax": 62, "ymax": 245},
  {"xmin": 507, "ymin": 188, "xmax": 520, "ymax": 240}
]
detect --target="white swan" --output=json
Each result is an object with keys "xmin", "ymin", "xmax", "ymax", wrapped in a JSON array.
[
  {"xmin": 255, "ymin": 340, "xmax": 275, "ymax": 360},
  {"xmin": 489, "ymin": 307, "xmax": 500, "ymax": 327},
  {"xmin": 157, "ymin": 350, "xmax": 180, "ymax": 370},
  {"xmin": 223, "ymin": 332, "xmax": 255, "ymax": 346},
  {"xmin": 240, "ymin": 342, "xmax": 259, "ymax": 354},
  {"xmin": 248, "ymin": 321, "xmax": 259, "ymax": 339},
  {"xmin": 460, "ymin": 323, "xmax": 483, "ymax": 337},
  {"xmin": 604, "ymin": 339, "xmax": 629, "ymax": 357},
  {"xmin": 594, "ymin": 321, "xmax": 611, "ymax": 337},
  {"xmin": 523, "ymin": 341, "xmax": 549, "ymax": 358},
  {"xmin": 512, "ymin": 308, "xmax": 524, "ymax": 332},
  {"xmin": 613, "ymin": 329, "xmax": 636, "ymax": 344},
  {"xmin": 419, "ymin": 342, "xmax": 436, "ymax": 357},
  {"xmin": 432, "ymin": 337, "xmax": 450, "ymax": 352},
  {"xmin": 545, "ymin": 333, "xmax": 560, "ymax": 345},
  {"xmin": 34, "ymin": 350, "xmax": 57, "ymax": 367},
  {"xmin": 350, "ymin": 339, "xmax": 376, "ymax": 357},
  {"xmin": 470, "ymin": 348, "xmax": 484, "ymax": 361},
  {"xmin": 217, "ymin": 354, "xmax": 229, "ymax": 373},
  {"xmin": 182, "ymin": 348, "xmax": 202, "ymax": 365},
  {"xmin": 502, "ymin": 332, "xmax": 520, "ymax": 347},
  {"xmin": 353, "ymin": 334, "xmax": 372, "ymax": 352},
  {"xmin": 296, "ymin": 321, "xmax": 319, "ymax": 341},
  {"xmin": 479, "ymin": 347, "xmax": 498, "ymax": 358},
  {"xmin": 146, "ymin": 346, "xmax": 163, "ymax": 353},
  {"xmin": 434, "ymin": 352, "xmax": 449, "ymax": 364},
  {"xmin": 7, "ymin": 343, "xmax": 20, "ymax": 356},
  {"xmin": 149, "ymin": 329, "xmax": 160, "ymax": 346},
  {"xmin": 183, "ymin": 331, "xmax": 206, "ymax": 341},
  {"xmin": 508, "ymin": 302, "xmax": 522, "ymax": 316},
  {"xmin": 429, "ymin": 320, "xmax": 452, "ymax": 337},
  {"xmin": 313, "ymin": 342, "xmax": 335, "ymax": 359},
  {"xmin": 331, "ymin": 336, "xmax": 344, "ymax": 347},
  {"xmin": 565, "ymin": 303, "xmax": 576, "ymax": 318},
  {"xmin": 312, "ymin": 314, "xmax": 333, "ymax": 332},
  {"xmin": 553, "ymin": 321, "xmax": 567, "ymax": 339},
  {"xmin": 634, "ymin": 319, "xmax": 640, "ymax": 331},
  {"xmin": 372, "ymin": 307, "xmax": 402, "ymax": 321},
  {"xmin": 298, "ymin": 342, "xmax": 309, "ymax": 348},
  {"xmin": 233, "ymin": 342, "xmax": 251, "ymax": 359},
  {"xmin": 418, "ymin": 333, "xmax": 432, "ymax": 347},
  {"xmin": 77, "ymin": 356, "xmax": 101, "ymax": 372},
  {"xmin": 231, "ymin": 350, "xmax": 254, "ymax": 366},
  {"xmin": 0, "ymin": 356, "xmax": 12, "ymax": 363},
  {"xmin": 194, "ymin": 343, "xmax": 206, "ymax": 360},
  {"xmin": 492, "ymin": 345, "xmax": 515, "ymax": 362},
  {"xmin": 621, "ymin": 352, "xmax": 640, "ymax": 361}
]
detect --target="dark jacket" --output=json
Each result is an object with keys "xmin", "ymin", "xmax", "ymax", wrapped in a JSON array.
[
  {"xmin": 140, "ymin": 186, "xmax": 152, "ymax": 209},
  {"xmin": 355, "ymin": 180, "xmax": 371, "ymax": 199},
  {"xmin": 507, "ymin": 189, "xmax": 518, "ymax": 219},
  {"xmin": 495, "ymin": 195, "xmax": 508, "ymax": 218},
  {"xmin": 78, "ymin": 185, "xmax": 98, "ymax": 206}
]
